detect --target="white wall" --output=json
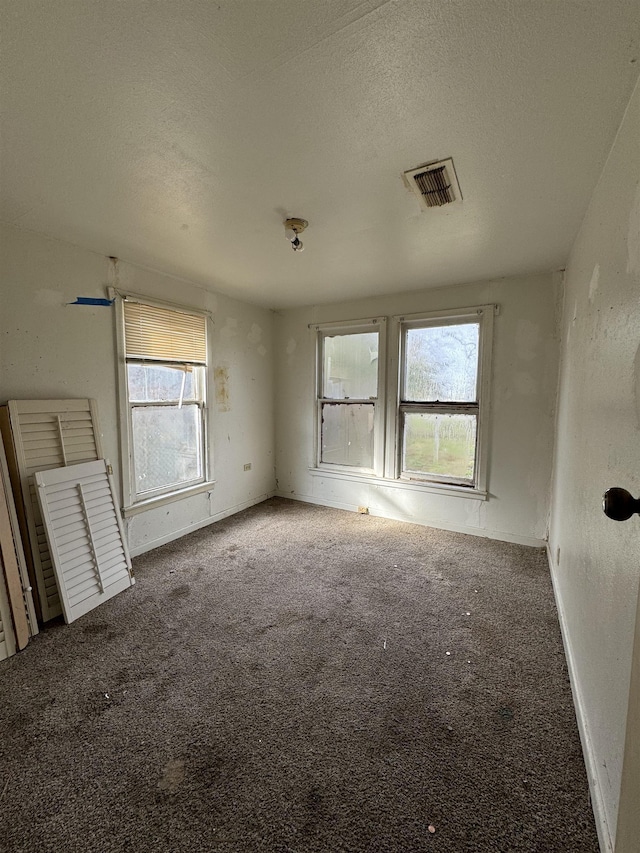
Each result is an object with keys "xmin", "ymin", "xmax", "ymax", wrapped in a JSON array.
[
  {"xmin": 275, "ymin": 272, "xmax": 559, "ymax": 546},
  {"xmin": 548, "ymin": 78, "xmax": 640, "ymax": 852},
  {"xmin": 0, "ymin": 224, "xmax": 276, "ymax": 554}
]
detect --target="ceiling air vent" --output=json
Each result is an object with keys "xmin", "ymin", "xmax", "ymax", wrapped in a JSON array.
[{"xmin": 403, "ymin": 158, "xmax": 462, "ymax": 210}]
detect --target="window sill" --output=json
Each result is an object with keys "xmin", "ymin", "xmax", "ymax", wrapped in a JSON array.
[
  {"xmin": 308, "ymin": 467, "xmax": 487, "ymax": 501},
  {"xmin": 123, "ymin": 480, "xmax": 216, "ymax": 517}
]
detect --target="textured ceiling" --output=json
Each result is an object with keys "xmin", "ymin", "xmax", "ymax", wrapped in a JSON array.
[{"xmin": 1, "ymin": 1, "xmax": 639, "ymax": 308}]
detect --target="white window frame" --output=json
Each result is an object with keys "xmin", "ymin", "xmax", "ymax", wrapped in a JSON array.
[
  {"xmin": 113, "ymin": 291, "xmax": 214, "ymax": 516},
  {"xmin": 385, "ymin": 305, "xmax": 495, "ymax": 495},
  {"xmin": 312, "ymin": 317, "xmax": 387, "ymax": 477}
]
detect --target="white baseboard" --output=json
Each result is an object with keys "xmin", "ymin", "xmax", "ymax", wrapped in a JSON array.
[
  {"xmin": 546, "ymin": 545, "xmax": 613, "ymax": 853},
  {"xmin": 274, "ymin": 491, "xmax": 547, "ymax": 548},
  {"xmin": 128, "ymin": 492, "xmax": 274, "ymax": 557}
]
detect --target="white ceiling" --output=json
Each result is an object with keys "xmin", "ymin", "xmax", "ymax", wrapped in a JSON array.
[{"xmin": 1, "ymin": 1, "xmax": 639, "ymax": 309}]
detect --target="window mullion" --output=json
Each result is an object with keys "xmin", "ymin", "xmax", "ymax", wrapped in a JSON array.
[
  {"xmin": 320, "ymin": 398, "xmax": 377, "ymax": 405},
  {"xmin": 129, "ymin": 400, "xmax": 200, "ymax": 408},
  {"xmin": 400, "ymin": 402, "xmax": 479, "ymax": 415}
]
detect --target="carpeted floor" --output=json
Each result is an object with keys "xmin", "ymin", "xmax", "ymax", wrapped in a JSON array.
[{"xmin": 0, "ymin": 498, "xmax": 598, "ymax": 852}]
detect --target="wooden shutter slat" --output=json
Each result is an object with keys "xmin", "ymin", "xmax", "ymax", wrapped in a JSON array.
[
  {"xmin": 56, "ymin": 507, "xmax": 114, "ymax": 531},
  {"xmin": 54, "ymin": 517, "xmax": 118, "ymax": 545},
  {"xmin": 65, "ymin": 549, "xmax": 126, "ymax": 588},
  {"xmin": 43, "ymin": 475, "xmax": 107, "ymax": 497},
  {"xmin": 68, "ymin": 563, "xmax": 129, "ymax": 602},
  {"xmin": 49, "ymin": 494, "xmax": 112, "ymax": 522},
  {"xmin": 20, "ymin": 411, "xmax": 93, "ymax": 425},
  {"xmin": 17, "ymin": 400, "xmax": 94, "ymax": 414}
]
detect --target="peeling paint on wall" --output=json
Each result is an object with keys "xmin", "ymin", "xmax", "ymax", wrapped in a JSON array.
[
  {"xmin": 257, "ymin": 344, "xmax": 267, "ymax": 357},
  {"xmin": 214, "ymin": 366, "xmax": 231, "ymax": 412}
]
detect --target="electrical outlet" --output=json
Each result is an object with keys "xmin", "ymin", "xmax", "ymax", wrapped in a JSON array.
[
  {"xmin": 358, "ymin": 506, "xmax": 369, "ymax": 514},
  {"xmin": 243, "ymin": 463, "xmax": 252, "ymax": 471}
]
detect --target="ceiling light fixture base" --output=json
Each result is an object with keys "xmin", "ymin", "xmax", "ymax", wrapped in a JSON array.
[
  {"xmin": 284, "ymin": 218, "xmax": 308, "ymax": 235},
  {"xmin": 284, "ymin": 217, "xmax": 308, "ymax": 252}
]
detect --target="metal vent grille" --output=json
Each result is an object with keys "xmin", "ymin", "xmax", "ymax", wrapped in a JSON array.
[
  {"xmin": 413, "ymin": 166, "xmax": 452, "ymax": 207},
  {"xmin": 403, "ymin": 158, "xmax": 462, "ymax": 211}
]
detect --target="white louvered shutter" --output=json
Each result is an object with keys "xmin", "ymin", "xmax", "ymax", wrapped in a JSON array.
[
  {"xmin": 35, "ymin": 460, "xmax": 134, "ymax": 624},
  {"xmin": 7, "ymin": 400, "xmax": 103, "ymax": 621}
]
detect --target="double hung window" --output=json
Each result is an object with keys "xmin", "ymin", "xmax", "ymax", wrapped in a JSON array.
[
  {"xmin": 119, "ymin": 298, "xmax": 209, "ymax": 508},
  {"xmin": 316, "ymin": 319, "xmax": 386, "ymax": 476},
  {"xmin": 396, "ymin": 310, "xmax": 488, "ymax": 488},
  {"xmin": 315, "ymin": 306, "xmax": 493, "ymax": 496}
]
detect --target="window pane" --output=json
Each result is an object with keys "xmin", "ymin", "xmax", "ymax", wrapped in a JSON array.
[
  {"xmin": 404, "ymin": 323, "xmax": 479, "ymax": 402},
  {"xmin": 321, "ymin": 403, "xmax": 374, "ymax": 468},
  {"xmin": 128, "ymin": 363, "xmax": 197, "ymax": 402},
  {"xmin": 323, "ymin": 332, "xmax": 378, "ymax": 399},
  {"xmin": 403, "ymin": 413, "xmax": 477, "ymax": 481},
  {"xmin": 132, "ymin": 404, "xmax": 203, "ymax": 494}
]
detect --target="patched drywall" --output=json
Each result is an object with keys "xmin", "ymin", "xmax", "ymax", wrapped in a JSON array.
[
  {"xmin": 548, "ymin": 77, "xmax": 640, "ymax": 851},
  {"xmin": 0, "ymin": 223, "xmax": 276, "ymax": 554},
  {"xmin": 275, "ymin": 272, "xmax": 559, "ymax": 545}
]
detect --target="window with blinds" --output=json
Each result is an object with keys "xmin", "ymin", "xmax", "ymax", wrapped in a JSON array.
[
  {"xmin": 123, "ymin": 300, "xmax": 207, "ymax": 364},
  {"xmin": 120, "ymin": 298, "xmax": 209, "ymax": 505}
]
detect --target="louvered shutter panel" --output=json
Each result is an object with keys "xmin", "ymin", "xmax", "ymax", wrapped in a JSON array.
[
  {"xmin": 6, "ymin": 400, "xmax": 103, "ymax": 621},
  {"xmin": 123, "ymin": 300, "xmax": 207, "ymax": 364},
  {"xmin": 0, "ymin": 566, "xmax": 17, "ymax": 661},
  {"xmin": 0, "ymin": 439, "xmax": 35, "ymax": 647},
  {"xmin": 35, "ymin": 460, "xmax": 133, "ymax": 624}
]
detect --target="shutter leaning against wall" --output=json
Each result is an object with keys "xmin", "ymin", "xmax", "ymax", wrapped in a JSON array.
[
  {"xmin": 4, "ymin": 400, "xmax": 103, "ymax": 621},
  {"xmin": 35, "ymin": 460, "xmax": 133, "ymax": 624},
  {"xmin": 0, "ymin": 439, "xmax": 36, "ymax": 649},
  {"xmin": 0, "ymin": 563, "xmax": 16, "ymax": 662},
  {"xmin": 123, "ymin": 300, "xmax": 207, "ymax": 364}
]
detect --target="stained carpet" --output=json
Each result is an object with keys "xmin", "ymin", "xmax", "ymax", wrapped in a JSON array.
[{"xmin": 0, "ymin": 498, "xmax": 598, "ymax": 852}]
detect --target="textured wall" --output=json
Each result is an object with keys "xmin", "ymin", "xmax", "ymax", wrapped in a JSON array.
[
  {"xmin": 275, "ymin": 272, "xmax": 559, "ymax": 546},
  {"xmin": 548, "ymin": 78, "xmax": 640, "ymax": 851},
  {"xmin": 0, "ymin": 223, "xmax": 276, "ymax": 554}
]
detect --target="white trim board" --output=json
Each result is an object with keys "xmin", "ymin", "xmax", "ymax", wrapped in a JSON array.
[
  {"xmin": 546, "ymin": 544, "xmax": 613, "ymax": 853},
  {"xmin": 127, "ymin": 492, "xmax": 274, "ymax": 557},
  {"xmin": 274, "ymin": 491, "xmax": 547, "ymax": 548}
]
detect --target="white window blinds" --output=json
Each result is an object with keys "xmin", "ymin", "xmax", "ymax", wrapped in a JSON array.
[{"xmin": 124, "ymin": 300, "xmax": 207, "ymax": 364}]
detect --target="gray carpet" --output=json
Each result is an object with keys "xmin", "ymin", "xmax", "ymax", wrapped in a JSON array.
[{"xmin": 0, "ymin": 497, "xmax": 598, "ymax": 852}]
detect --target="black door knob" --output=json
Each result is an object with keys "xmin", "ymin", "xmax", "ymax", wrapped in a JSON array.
[{"xmin": 603, "ymin": 488, "xmax": 640, "ymax": 521}]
